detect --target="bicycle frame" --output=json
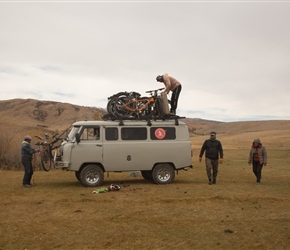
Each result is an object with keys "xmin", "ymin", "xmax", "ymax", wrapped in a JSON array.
[
  {"xmin": 110, "ymin": 87, "xmax": 165, "ymax": 120},
  {"xmin": 107, "ymin": 91, "xmax": 141, "ymax": 117},
  {"xmin": 35, "ymin": 134, "xmax": 50, "ymax": 156},
  {"xmin": 34, "ymin": 133, "xmax": 60, "ymax": 171},
  {"xmin": 123, "ymin": 97, "xmax": 155, "ymax": 113}
]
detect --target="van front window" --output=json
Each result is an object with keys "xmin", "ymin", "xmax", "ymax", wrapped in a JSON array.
[{"xmin": 68, "ymin": 126, "xmax": 80, "ymax": 141}]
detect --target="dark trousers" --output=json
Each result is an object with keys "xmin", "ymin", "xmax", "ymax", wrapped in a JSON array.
[
  {"xmin": 206, "ymin": 158, "xmax": 219, "ymax": 180},
  {"xmin": 22, "ymin": 158, "xmax": 33, "ymax": 185},
  {"xmin": 252, "ymin": 161, "xmax": 263, "ymax": 182},
  {"xmin": 170, "ymin": 85, "xmax": 182, "ymax": 113}
]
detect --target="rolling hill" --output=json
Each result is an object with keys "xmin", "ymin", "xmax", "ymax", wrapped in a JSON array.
[
  {"xmin": 0, "ymin": 98, "xmax": 289, "ymax": 135},
  {"xmin": 0, "ymin": 98, "xmax": 106, "ymax": 131}
]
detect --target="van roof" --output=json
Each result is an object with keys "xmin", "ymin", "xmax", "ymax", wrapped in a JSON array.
[{"xmin": 72, "ymin": 120, "xmax": 186, "ymax": 127}]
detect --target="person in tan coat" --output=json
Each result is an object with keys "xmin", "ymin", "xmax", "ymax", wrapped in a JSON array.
[
  {"xmin": 156, "ymin": 73, "xmax": 182, "ymax": 115},
  {"xmin": 248, "ymin": 138, "xmax": 267, "ymax": 184}
]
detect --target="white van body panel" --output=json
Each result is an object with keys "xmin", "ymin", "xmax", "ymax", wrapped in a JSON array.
[
  {"xmin": 102, "ymin": 140, "xmax": 191, "ymax": 171},
  {"xmin": 70, "ymin": 140, "xmax": 103, "ymax": 170},
  {"xmin": 54, "ymin": 120, "xmax": 192, "ymax": 186}
]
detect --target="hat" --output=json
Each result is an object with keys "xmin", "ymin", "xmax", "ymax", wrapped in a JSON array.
[
  {"xmin": 253, "ymin": 138, "xmax": 262, "ymax": 144},
  {"xmin": 156, "ymin": 75, "xmax": 163, "ymax": 81},
  {"xmin": 24, "ymin": 135, "xmax": 32, "ymax": 140},
  {"xmin": 210, "ymin": 131, "xmax": 216, "ymax": 135}
]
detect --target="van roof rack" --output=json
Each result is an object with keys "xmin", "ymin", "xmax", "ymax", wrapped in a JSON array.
[{"xmin": 102, "ymin": 114, "xmax": 186, "ymax": 126}]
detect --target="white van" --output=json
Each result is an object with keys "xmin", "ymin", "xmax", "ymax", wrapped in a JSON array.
[{"xmin": 54, "ymin": 120, "xmax": 192, "ymax": 187}]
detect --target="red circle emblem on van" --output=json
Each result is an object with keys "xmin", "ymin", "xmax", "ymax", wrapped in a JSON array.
[{"xmin": 155, "ymin": 128, "xmax": 166, "ymax": 139}]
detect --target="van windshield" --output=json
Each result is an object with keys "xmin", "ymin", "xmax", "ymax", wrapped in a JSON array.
[{"xmin": 68, "ymin": 126, "xmax": 80, "ymax": 141}]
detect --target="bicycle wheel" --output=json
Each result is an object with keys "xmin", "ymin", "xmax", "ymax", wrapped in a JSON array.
[
  {"xmin": 112, "ymin": 96, "xmax": 134, "ymax": 119},
  {"xmin": 136, "ymin": 97, "xmax": 152, "ymax": 120},
  {"xmin": 106, "ymin": 92, "xmax": 127, "ymax": 116},
  {"xmin": 107, "ymin": 92, "xmax": 141, "ymax": 117},
  {"xmin": 106, "ymin": 98, "xmax": 116, "ymax": 117},
  {"xmin": 140, "ymin": 107, "xmax": 152, "ymax": 119},
  {"xmin": 41, "ymin": 149, "xmax": 52, "ymax": 172}
]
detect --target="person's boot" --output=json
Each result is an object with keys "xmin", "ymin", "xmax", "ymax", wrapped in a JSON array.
[
  {"xmin": 212, "ymin": 178, "xmax": 216, "ymax": 184},
  {"xmin": 208, "ymin": 178, "xmax": 212, "ymax": 185}
]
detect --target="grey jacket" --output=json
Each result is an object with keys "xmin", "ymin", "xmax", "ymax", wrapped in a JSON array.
[{"xmin": 248, "ymin": 138, "xmax": 267, "ymax": 165}]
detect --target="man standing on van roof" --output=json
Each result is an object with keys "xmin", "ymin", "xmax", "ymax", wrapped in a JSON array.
[
  {"xmin": 156, "ymin": 73, "xmax": 182, "ymax": 115},
  {"xmin": 199, "ymin": 131, "xmax": 223, "ymax": 185}
]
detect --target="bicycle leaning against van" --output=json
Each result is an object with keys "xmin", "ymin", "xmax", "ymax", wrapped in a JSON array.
[{"xmin": 35, "ymin": 133, "xmax": 63, "ymax": 172}]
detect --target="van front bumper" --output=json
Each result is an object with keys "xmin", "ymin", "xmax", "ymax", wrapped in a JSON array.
[
  {"xmin": 53, "ymin": 153, "xmax": 70, "ymax": 168},
  {"xmin": 54, "ymin": 161, "xmax": 70, "ymax": 168}
]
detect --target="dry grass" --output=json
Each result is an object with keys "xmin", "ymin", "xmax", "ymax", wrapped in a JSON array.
[{"xmin": 1, "ymin": 131, "xmax": 290, "ymax": 250}]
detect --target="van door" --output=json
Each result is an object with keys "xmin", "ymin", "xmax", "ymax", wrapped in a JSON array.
[
  {"xmin": 103, "ymin": 126, "xmax": 150, "ymax": 171},
  {"xmin": 69, "ymin": 126, "xmax": 103, "ymax": 171}
]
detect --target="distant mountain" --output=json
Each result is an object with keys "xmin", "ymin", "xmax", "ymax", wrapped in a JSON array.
[
  {"xmin": 0, "ymin": 98, "xmax": 106, "ymax": 131},
  {"xmin": 0, "ymin": 98, "xmax": 289, "ymax": 135},
  {"xmin": 181, "ymin": 118, "xmax": 224, "ymax": 124},
  {"xmin": 198, "ymin": 120, "xmax": 290, "ymax": 135}
]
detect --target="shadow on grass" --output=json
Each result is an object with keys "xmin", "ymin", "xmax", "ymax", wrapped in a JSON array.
[{"xmin": 35, "ymin": 176, "xmax": 195, "ymax": 189}]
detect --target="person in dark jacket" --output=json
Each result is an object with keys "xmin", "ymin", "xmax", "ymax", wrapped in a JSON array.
[
  {"xmin": 199, "ymin": 131, "xmax": 223, "ymax": 185},
  {"xmin": 248, "ymin": 138, "xmax": 267, "ymax": 184},
  {"xmin": 21, "ymin": 135, "xmax": 39, "ymax": 188}
]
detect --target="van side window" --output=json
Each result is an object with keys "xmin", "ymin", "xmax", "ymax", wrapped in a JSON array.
[
  {"xmin": 80, "ymin": 127, "xmax": 99, "ymax": 140},
  {"xmin": 105, "ymin": 127, "xmax": 118, "ymax": 141},
  {"xmin": 121, "ymin": 127, "xmax": 147, "ymax": 140},
  {"xmin": 150, "ymin": 127, "xmax": 176, "ymax": 140}
]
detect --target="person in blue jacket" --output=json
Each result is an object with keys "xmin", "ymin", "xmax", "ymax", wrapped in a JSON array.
[{"xmin": 21, "ymin": 135, "xmax": 39, "ymax": 188}]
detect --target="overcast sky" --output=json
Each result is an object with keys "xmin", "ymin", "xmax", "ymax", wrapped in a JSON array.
[{"xmin": 0, "ymin": 1, "xmax": 289, "ymax": 122}]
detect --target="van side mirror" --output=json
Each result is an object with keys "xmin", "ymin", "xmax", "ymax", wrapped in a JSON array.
[{"xmin": 75, "ymin": 133, "xmax": 80, "ymax": 144}]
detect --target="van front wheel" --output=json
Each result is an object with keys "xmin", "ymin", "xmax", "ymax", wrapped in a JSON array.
[
  {"xmin": 79, "ymin": 164, "xmax": 104, "ymax": 187},
  {"xmin": 152, "ymin": 164, "xmax": 175, "ymax": 184}
]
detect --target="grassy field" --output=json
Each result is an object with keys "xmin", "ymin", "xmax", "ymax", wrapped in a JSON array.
[{"xmin": 0, "ymin": 131, "xmax": 290, "ymax": 250}]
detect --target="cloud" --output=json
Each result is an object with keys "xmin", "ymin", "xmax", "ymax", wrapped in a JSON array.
[{"xmin": 0, "ymin": 2, "xmax": 290, "ymax": 122}]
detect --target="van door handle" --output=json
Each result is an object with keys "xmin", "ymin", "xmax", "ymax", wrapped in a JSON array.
[{"xmin": 96, "ymin": 144, "xmax": 102, "ymax": 147}]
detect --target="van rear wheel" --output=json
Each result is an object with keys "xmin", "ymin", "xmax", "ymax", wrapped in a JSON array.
[
  {"xmin": 79, "ymin": 164, "xmax": 104, "ymax": 187},
  {"xmin": 75, "ymin": 171, "xmax": 81, "ymax": 181},
  {"xmin": 141, "ymin": 170, "xmax": 153, "ymax": 181},
  {"xmin": 152, "ymin": 164, "xmax": 175, "ymax": 184}
]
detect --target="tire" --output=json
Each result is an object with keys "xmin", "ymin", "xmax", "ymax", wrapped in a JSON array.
[
  {"xmin": 141, "ymin": 170, "xmax": 153, "ymax": 181},
  {"xmin": 152, "ymin": 164, "xmax": 175, "ymax": 184},
  {"xmin": 107, "ymin": 92, "xmax": 141, "ymax": 119},
  {"xmin": 106, "ymin": 97, "xmax": 116, "ymax": 116},
  {"xmin": 113, "ymin": 96, "xmax": 134, "ymax": 119},
  {"xmin": 137, "ymin": 98, "xmax": 152, "ymax": 120},
  {"xmin": 106, "ymin": 92, "xmax": 127, "ymax": 116},
  {"xmin": 41, "ymin": 149, "xmax": 52, "ymax": 172},
  {"xmin": 75, "ymin": 171, "xmax": 81, "ymax": 181},
  {"xmin": 79, "ymin": 164, "xmax": 104, "ymax": 187}
]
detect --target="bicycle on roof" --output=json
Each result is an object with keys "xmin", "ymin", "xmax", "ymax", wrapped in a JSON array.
[
  {"xmin": 111, "ymin": 88, "xmax": 170, "ymax": 120},
  {"xmin": 104, "ymin": 91, "xmax": 141, "ymax": 120}
]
